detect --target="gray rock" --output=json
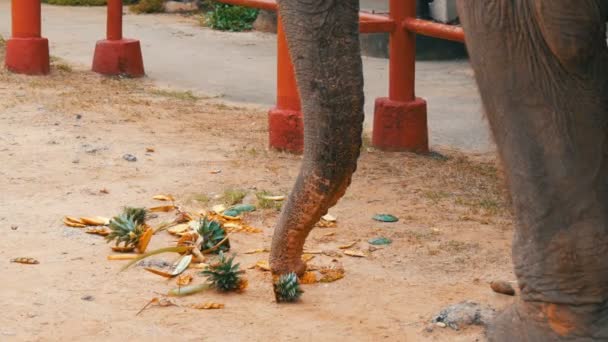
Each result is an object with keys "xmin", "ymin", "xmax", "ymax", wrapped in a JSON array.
[
  {"xmin": 137, "ymin": 259, "xmax": 172, "ymax": 268},
  {"xmin": 432, "ymin": 300, "xmax": 496, "ymax": 330},
  {"xmin": 122, "ymin": 154, "xmax": 137, "ymax": 162}
]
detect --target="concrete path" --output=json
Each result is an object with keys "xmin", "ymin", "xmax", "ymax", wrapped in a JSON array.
[{"xmin": 0, "ymin": 1, "xmax": 493, "ymax": 152}]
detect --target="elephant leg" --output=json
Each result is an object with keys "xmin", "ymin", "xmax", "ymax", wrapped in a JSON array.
[
  {"xmin": 270, "ymin": 0, "xmax": 364, "ymax": 276},
  {"xmin": 457, "ymin": 0, "xmax": 608, "ymax": 340}
]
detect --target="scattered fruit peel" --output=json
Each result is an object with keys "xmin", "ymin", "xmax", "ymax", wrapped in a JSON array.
[{"xmin": 373, "ymin": 214, "xmax": 399, "ymax": 223}]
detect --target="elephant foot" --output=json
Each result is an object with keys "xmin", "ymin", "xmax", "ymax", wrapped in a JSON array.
[{"xmin": 488, "ymin": 300, "xmax": 608, "ymax": 341}]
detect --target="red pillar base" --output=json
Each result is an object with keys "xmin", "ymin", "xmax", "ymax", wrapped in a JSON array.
[
  {"xmin": 372, "ymin": 97, "xmax": 429, "ymax": 152},
  {"xmin": 5, "ymin": 37, "xmax": 50, "ymax": 75},
  {"xmin": 268, "ymin": 107, "xmax": 303, "ymax": 154},
  {"xmin": 92, "ymin": 39, "xmax": 144, "ymax": 77}
]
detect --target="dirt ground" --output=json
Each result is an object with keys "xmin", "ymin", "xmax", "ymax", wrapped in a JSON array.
[{"xmin": 0, "ymin": 46, "xmax": 516, "ymax": 341}]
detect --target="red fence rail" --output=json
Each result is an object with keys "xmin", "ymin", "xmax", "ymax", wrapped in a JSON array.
[
  {"xmin": 5, "ymin": 0, "xmax": 465, "ymax": 153},
  {"xmin": 219, "ymin": 0, "xmax": 465, "ymax": 153}
]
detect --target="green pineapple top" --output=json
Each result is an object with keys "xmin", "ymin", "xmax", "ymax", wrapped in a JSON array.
[
  {"xmin": 105, "ymin": 207, "xmax": 147, "ymax": 247},
  {"xmin": 195, "ymin": 218, "xmax": 230, "ymax": 253},
  {"xmin": 201, "ymin": 252, "xmax": 244, "ymax": 292},
  {"xmin": 274, "ymin": 272, "xmax": 303, "ymax": 303}
]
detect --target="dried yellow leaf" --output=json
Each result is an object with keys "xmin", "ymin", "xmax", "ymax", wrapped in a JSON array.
[
  {"xmin": 149, "ymin": 205, "xmax": 177, "ymax": 213},
  {"xmin": 190, "ymin": 302, "xmax": 224, "ymax": 310},
  {"xmin": 80, "ymin": 216, "xmax": 109, "ymax": 226},
  {"xmin": 319, "ymin": 267, "xmax": 345, "ymax": 283},
  {"xmin": 220, "ymin": 214, "xmax": 240, "ymax": 221},
  {"xmin": 343, "ymin": 249, "xmax": 367, "ymax": 258},
  {"xmin": 136, "ymin": 297, "xmax": 176, "ymax": 316},
  {"xmin": 85, "ymin": 227, "xmax": 110, "ymax": 236},
  {"xmin": 137, "ymin": 227, "xmax": 154, "ymax": 253},
  {"xmin": 244, "ymin": 248, "xmax": 269, "ymax": 254},
  {"xmin": 301, "ymin": 254, "xmax": 315, "ymax": 262},
  {"xmin": 176, "ymin": 273, "xmax": 193, "ymax": 286},
  {"xmin": 167, "ymin": 223, "xmax": 191, "ymax": 236},
  {"xmin": 107, "ymin": 254, "xmax": 139, "ymax": 261},
  {"xmin": 303, "ymin": 250, "xmax": 323, "ymax": 254},
  {"xmin": 144, "ymin": 267, "xmax": 174, "ymax": 278},
  {"xmin": 153, "ymin": 194, "xmax": 175, "ymax": 202},
  {"xmin": 322, "ymin": 214, "xmax": 337, "ymax": 222},
  {"xmin": 111, "ymin": 246, "xmax": 135, "ymax": 253},
  {"xmin": 11, "ymin": 257, "xmax": 39, "ymax": 265},
  {"xmin": 65, "ymin": 216, "xmax": 84, "ymax": 224},
  {"xmin": 339, "ymin": 241, "xmax": 358, "ymax": 249},
  {"xmin": 146, "ymin": 147, "xmax": 155, "ymax": 153},
  {"xmin": 224, "ymin": 223, "xmax": 262, "ymax": 234},
  {"xmin": 63, "ymin": 217, "xmax": 86, "ymax": 228},
  {"xmin": 259, "ymin": 195, "xmax": 285, "ymax": 201},
  {"xmin": 211, "ymin": 204, "xmax": 226, "ymax": 213},
  {"xmin": 254, "ymin": 260, "xmax": 271, "ymax": 272},
  {"xmin": 188, "ymin": 263, "xmax": 209, "ymax": 269},
  {"xmin": 300, "ymin": 271, "xmax": 317, "ymax": 284},
  {"xmin": 316, "ymin": 220, "xmax": 337, "ymax": 228}
]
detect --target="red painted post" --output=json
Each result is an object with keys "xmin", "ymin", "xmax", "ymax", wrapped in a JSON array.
[
  {"xmin": 267, "ymin": 17, "xmax": 303, "ymax": 153},
  {"xmin": 92, "ymin": 0, "xmax": 144, "ymax": 77},
  {"xmin": 372, "ymin": 0, "xmax": 428, "ymax": 152},
  {"xmin": 5, "ymin": 0, "xmax": 50, "ymax": 75}
]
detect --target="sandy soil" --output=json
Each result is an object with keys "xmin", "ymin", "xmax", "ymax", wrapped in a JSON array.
[{"xmin": 0, "ymin": 48, "xmax": 515, "ymax": 341}]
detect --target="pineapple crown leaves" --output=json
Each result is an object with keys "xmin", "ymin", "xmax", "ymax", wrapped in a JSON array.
[
  {"xmin": 195, "ymin": 218, "xmax": 230, "ymax": 253},
  {"xmin": 274, "ymin": 272, "xmax": 303, "ymax": 303},
  {"xmin": 200, "ymin": 252, "xmax": 244, "ymax": 292},
  {"xmin": 105, "ymin": 207, "xmax": 148, "ymax": 247},
  {"xmin": 122, "ymin": 207, "xmax": 147, "ymax": 225}
]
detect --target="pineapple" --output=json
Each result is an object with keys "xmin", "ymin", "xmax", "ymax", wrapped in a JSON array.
[
  {"xmin": 274, "ymin": 272, "xmax": 303, "ymax": 303},
  {"xmin": 195, "ymin": 218, "xmax": 230, "ymax": 253},
  {"xmin": 201, "ymin": 252, "xmax": 245, "ymax": 292},
  {"xmin": 105, "ymin": 207, "xmax": 148, "ymax": 248}
]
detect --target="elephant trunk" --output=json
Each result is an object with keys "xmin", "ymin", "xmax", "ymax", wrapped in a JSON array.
[{"xmin": 270, "ymin": 0, "xmax": 364, "ymax": 276}]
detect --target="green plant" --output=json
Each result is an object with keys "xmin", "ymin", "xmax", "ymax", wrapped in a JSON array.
[
  {"xmin": 273, "ymin": 272, "xmax": 303, "ymax": 303},
  {"xmin": 206, "ymin": 2, "xmax": 259, "ymax": 32},
  {"xmin": 130, "ymin": 0, "xmax": 164, "ymax": 14},
  {"xmin": 201, "ymin": 252, "xmax": 245, "ymax": 291},
  {"xmin": 195, "ymin": 218, "xmax": 230, "ymax": 253},
  {"xmin": 106, "ymin": 207, "xmax": 148, "ymax": 247},
  {"xmin": 223, "ymin": 188, "xmax": 246, "ymax": 205}
]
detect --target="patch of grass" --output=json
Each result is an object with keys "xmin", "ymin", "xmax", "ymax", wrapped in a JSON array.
[
  {"xmin": 151, "ymin": 88, "xmax": 199, "ymax": 101},
  {"xmin": 440, "ymin": 240, "xmax": 479, "ymax": 254},
  {"xmin": 256, "ymin": 191, "xmax": 283, "ymax": 211},
  {"xmin": 54, "ymin": 62, "xmax": 72, "ymax": 73},
  {"xmin": 49, "ymin": 56, "xmax": 73, "ymax": 73},
  {"xmin": 223, "ymin": 188, "xmax": 247, "ymax": 206},
  {"xmin": 191, "ymin": 193, "xmax": 210, "ymax": 204},
  {"xmin": 130, "ymin": 0, "xmax": 164, "ymax": 14},
  {"xmin": 423, "ymin": 190, "xmax": 450, "ymax": 203},
  {"xmin": 204, "ymin": 2, "xmax": 259, "ymax": 32}
]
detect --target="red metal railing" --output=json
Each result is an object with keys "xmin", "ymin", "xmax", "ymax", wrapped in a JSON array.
[
  {"xmin": 219, "ymin": 0, "xmax": 465, "ymax": 152},
  {"xmin": 6, "ymin": 0, "xmax": 465, "ymax": 152}
]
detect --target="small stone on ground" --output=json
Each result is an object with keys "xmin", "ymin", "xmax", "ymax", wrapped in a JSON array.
[{"xmin": 432, "ymin": 301, "xmax": 496, "ymax": 330}]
